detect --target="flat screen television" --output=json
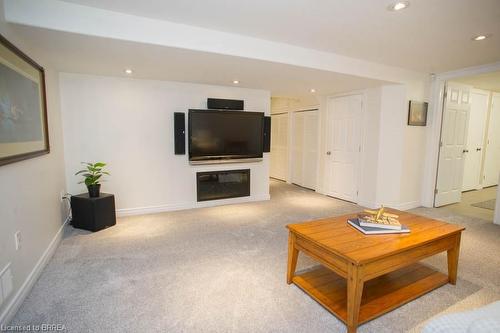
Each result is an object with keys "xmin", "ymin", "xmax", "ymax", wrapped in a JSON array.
[{"xmin": 188, "ymin": 109, "xmax": 264, "ymax": 163}]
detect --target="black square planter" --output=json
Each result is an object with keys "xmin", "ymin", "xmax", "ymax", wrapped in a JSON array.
[{"xmin": 71, "ymin": 193, "xmax": 116, "ymax": 232}]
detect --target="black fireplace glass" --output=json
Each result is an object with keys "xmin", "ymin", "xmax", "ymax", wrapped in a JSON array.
[{"xmin": 197, "ymin": 169, "xmax": 250, "ymax": 201}]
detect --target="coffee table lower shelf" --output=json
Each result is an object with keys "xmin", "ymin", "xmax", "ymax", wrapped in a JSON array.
[{"xmin": 292, "ymin": 262, "xmax": 448, "ymax": 325}]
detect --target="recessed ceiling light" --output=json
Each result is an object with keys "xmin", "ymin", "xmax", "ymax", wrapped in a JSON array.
[
  {"xmin": 233, "ymin": 80, "xmax": 239, "ymax": 84},
  {"xmin": 472, "ymin": 34, "xmax": 490, "ymax": 41},
  {"xmin": 310, "ymin": 88, "xmax": 316, "ymax": 93},
  {"xmin": 125, "ymin": 69, "xmax": 133, "ymax": 74},
  {"xmin": 387, "ymin": 1, "xmax": 409, "ymax": 11}
]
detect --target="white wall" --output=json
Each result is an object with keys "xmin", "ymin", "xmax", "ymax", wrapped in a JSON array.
[
  {"xmin": 357, "ymin": 88, "xmax": 382, "ymax": 207},
  {"xmin": 0, "ymin": 0, "xmax": 67, "ymax": 324},
  {"xmin": 375, "ymin": 85, "xmax": 407, "ymax": 207},
  {"xmin": 376, "ymin": 83, "xmax": 430, "ymax": 210},
  {"xmin": 399, "ymin": 125, "xmax": 427, "ymax": 207},
  {"xmin": 59, "ymin": 73, "xmax": 270, "ymax": 215},
  {"xmin": 400, "ymin": 80, "xmax": 430, "ymax": 208}
]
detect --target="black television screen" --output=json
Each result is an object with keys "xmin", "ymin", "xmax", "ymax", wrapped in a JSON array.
[{"xmin": 189, "ymin": 110, "xmax": 264, "ymax": 162}]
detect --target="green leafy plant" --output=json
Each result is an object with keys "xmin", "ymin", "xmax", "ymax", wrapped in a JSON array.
[{"xmin": 75, "ymin": 162, "xmax": 110, "ymax": 186}]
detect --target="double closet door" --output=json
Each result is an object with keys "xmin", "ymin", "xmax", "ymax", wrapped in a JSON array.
[{"xmin": 291, "ymin": 110, "xmax": 318, "ymax": 190}]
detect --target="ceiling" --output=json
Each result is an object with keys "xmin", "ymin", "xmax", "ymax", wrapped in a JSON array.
[
  {"xmin": 61, "ymin": 0, "xmax": 500, "ymax": 73},
  {"xmin": 455, "ymin": 71, "xmax": 500, "ymax": 92},
  {"xmin": 12, "ymin": 26, "xmax": 389, "ymax": 97}
]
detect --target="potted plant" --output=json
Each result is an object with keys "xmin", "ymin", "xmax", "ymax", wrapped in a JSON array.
[{"xmin": 75, "ymin": 162, "xmax": 110, "ymax": 198}]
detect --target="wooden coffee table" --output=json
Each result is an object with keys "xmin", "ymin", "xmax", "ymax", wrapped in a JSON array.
[{"xmin": 286, "ymin": 209, "xmax": 464, "ymax": 333}]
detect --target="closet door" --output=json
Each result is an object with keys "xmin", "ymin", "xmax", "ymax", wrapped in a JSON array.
[
  {"xmin": 291, "ymin": 110, "xmax": 318, "ymax": 190},
  {"xmin": 483, "ymin": 93, "xmax": 500, "ymax": 187},
  {"xmin": 270, "ymin": 113, "xmax": 289, "ymax": 181}
]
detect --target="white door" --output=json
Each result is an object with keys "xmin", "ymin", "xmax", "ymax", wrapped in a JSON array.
[
  {"xmin": 291, "ymin": 110, "xmax": 318, "ymax": 190},
  {"xmin": 483, "ymin": 93, "xmax": 500, "ymax": 187},
  {"xmin": 270, "ymin": 113, "xmax": 289, "ymax": 181},
  {"xmin": 462, "ymin": 89, "xmax": 489, "ymax": 191},
  {"xmin": 324, "ymin": 95, "xmax": 362, "ymax": 202},
  {"xmin": 435, "ymin": 83, "xmax": 471, "ymax": 207}
]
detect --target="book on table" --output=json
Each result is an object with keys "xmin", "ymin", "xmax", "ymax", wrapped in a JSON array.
[{"xmin": 348, "ymin": 218, "xmax": 410, "ymax": 235}]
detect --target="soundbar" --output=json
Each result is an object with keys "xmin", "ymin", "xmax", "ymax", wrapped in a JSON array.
[{"xmin": 207, "ymin": 98, "xmax": 244, "ymax": 110}]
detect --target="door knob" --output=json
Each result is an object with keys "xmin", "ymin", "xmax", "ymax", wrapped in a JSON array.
[
  {"xmin": 463, "ymin": 149, "xmax": 469, "ymax": 153},
  {"xmin": 476, "ymin": 148, "xmax": 482, "ymax": 152},
  {"xmin": 326, "ymin": 151, "xmax": 331, "ymax": 155}
]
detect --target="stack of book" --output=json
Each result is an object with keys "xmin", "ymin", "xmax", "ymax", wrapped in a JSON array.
[{"xmin": 347, "ymin": 210, "xmax": 410, "ymax": 235}]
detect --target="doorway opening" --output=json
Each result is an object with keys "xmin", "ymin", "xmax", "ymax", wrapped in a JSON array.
[{"xmin": 434, "ymin": 71, "xmax": 500, "ymax": 221}]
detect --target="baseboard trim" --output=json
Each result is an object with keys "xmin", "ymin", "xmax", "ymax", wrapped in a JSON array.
[
  {"xmin": 392, "ymin": 201, "xmax": 421, "ymax": 211},
  {"xmin": 356, "ymin": 200, "xmax": 378, "ymax": 209},
  {"xmin": 116, "ymin": 194, "xmax": 271, "ymax": 217},
  {"xmin": 356, "ymin": 199, "xmax": 421, "ymax": 211},
  {"xmin": 0, "ymin": 217, "xmax": 69, "ymax": 326}
]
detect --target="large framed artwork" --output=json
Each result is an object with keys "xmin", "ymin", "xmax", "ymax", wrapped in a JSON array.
[{"xmin": 0, "ymin": 34, "xmax": 49, "ymax": 166}]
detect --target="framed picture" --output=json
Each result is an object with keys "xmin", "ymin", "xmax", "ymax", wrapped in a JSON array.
[
  {"xmin": 0, "ymin": 34, "xmax": 49, "ymax": 166},
  {"xmin": 408, "ymin": 100, "xmax": 428, "ymax": 126}
]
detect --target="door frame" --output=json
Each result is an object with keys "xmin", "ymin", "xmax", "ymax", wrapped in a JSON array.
[
  {"xmin": 320, "ymin": 92, "xmax": 365, "ymax": 203},
  {"xmin": 421, "ymin": 61, "xmax": 500, "ymax": 207}
]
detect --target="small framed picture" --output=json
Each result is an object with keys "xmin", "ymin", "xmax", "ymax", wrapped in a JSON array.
[{"xmin": 408, "ymin": 101, "xmax": 428, "ymax": 126}]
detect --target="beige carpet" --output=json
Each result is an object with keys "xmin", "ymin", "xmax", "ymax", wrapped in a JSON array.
[{"xmin": 9, "ymin": 180, "xmax": 500, "ymax": 332}]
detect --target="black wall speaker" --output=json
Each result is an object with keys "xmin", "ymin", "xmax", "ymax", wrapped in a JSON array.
[
  {"xmin": 263, "ymin": 116, "xmax": 271, "ymax": 153},
  {"xmin": 174, "ymin": 112, "xmax": 185, "ymax": 155},
  {"xmin": 207, "ymin": 98, "xmax": 244, "ymax": 110}
]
